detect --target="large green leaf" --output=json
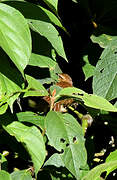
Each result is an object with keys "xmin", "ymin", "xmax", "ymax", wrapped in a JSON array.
[
  {"xmin": 3, "ymin": 1, "xmax": 63, "ymax": 30},
  {"xmin": 0, "ymin": 3, "xmax": 31, "ymax": 75},
  {"xmin": 11, "ymin": 170, "xmax": 32, "ymax": 180},
  {"xmin": 3, "ymin": 121, "xmax": 46, "ymax": 175},
  {"xmin": 82, "ymin": 160, "xmax": 117, "ymax": 180},
  {"xmin": 58, "ymin": 87, "xmax": 117, "ymax": 112},
  {"xmin": 28, "ymin": 20, "xmax": 67, "ymax": 61},
  {"xmin": 0, "ymin": 170, "xmax": 11, "ymax": 180},
  {"xmin": 45, "ymin": 111, "xmax": 87, "ymax": 179},
  {"xmin": 93, "ymin": 38, "xmax": 117, "ymax": 101}
]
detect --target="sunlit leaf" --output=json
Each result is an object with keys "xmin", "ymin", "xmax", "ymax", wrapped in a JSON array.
[
  {"xmin": 0, "ymin": 3, "xmax": 31, "ymax": 75},
  {"xmin": 45, "ymin": 111, "xmax": 87, "ymax": 179},
  {"xmin": 28, "ymin": 20, "xmax": 67, "ymax": 61},
  {"xmin": 11, "ymin": 170, "xmax": 32, "ymax": 180},
  {"xmin": 93, "ymin": 38, "xmax": 117, "ymax": 101},
  {"xmin": 0, "ymin": 170, "xmax": 11, "ymax": 180},
  {"xmin": 58, "ymin": 87, "xmax": 117, "ymax": 112},
  {"xmin": 42, "ymin": 0, "xmax": 58, "ymax": 14},
  {"xmin": 105, "ymin": 150, "xmax": 117, "ymax": 176},
  {"xmin": 3, "ymin": 1, "xmax": 63, "ymax": 29},
  {"xmin": 3, "ymin": 121, "xmax": 46, "ymax": 175},
  {"xmin": 82, "ymin": 160, "xmax": 117, "ymax": 180},
  {"xmin": 0, "ymin": 104, "xmax": 8, "ymax": 115}
]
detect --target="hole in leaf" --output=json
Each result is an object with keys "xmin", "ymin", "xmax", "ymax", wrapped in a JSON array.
[
  {"xmin": 114, "ymin": 51, "xmax": 117, "ymax": 54},
  {"xmin": 73, "ymin": 137, "xmax": 77, "ymax": 143},
  {"xmin": 60, "ymin": 138, "xmax": 66, "ymax": 143},
  {"xmin": 100, "ymin": 68, "xmax": 104, "ymax": 73},
  {"xmin": 72, "ymin": 93, "xmax": 84, "ymax": 96},
  {"xmin": 66, "ymin": 143, "xmax": 69, "ymax": 147},
  {"xmin": 60, "ymin": 149, "xmax": 64, "ymax": 154}
]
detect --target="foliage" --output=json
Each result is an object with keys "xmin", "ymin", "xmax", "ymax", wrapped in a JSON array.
[{"xmin": 0, "ymin": 0, "xmax": 117, "ymax": 179}]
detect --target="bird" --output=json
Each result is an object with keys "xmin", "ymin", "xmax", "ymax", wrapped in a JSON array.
[
  {"xmin": 43, "ymin": 73, "xmax": 74, "ymax": 112},
  {"xmin": 56, "ymin": 73, "xmax": 73, "ymax": 88}
]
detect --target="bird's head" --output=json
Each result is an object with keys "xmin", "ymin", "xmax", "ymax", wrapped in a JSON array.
[{"xmin": 57, "ymin": 73, "xmax": 73, "ymax": 87}]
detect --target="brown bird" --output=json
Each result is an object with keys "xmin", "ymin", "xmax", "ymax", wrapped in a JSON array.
[
  {"xmin": 43, "ymin": 73, "xmax": 74, "ymax": 112},
  {"xmin": 56, "ymin": 73, "xmax": 73, "ymax": 88}
]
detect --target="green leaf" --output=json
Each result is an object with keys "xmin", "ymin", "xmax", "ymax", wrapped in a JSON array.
[
  {"xmin": 0, "ymin": 3, "xmax": 31, "ymax": 75},
  {"xmin": 3, "ymin": 0, "xmax": 67, "ymax": 36},
  {"xmin": 29, "ymin": 53, "xmax": 59, "ymax": 83},
  {"xmin": 82, "ymin": 160, "xmax": 117, "ymax": 180},
  {"xmin": 11, "ymin": 170, "xmax": 32, "ymax": 180},
  {"xmin": 3, "ymin": 1, "xmax": 66, "ymax": 31},
  {"xmin": 82, "ymin": 94, "xmax": 117, "ymax": 112},
  {"xmin": 38, "ymin": 5, "xmax": 63, "ymax": 29},
  {"xmin": 0, "ymin": 49, "xmax": 24, "ymax": 111},
  {"xmin": 17, "ymin": 111, "xmax": 45, "ymax": 130},
  {"xmin": 50, "ymin": 85, "xmax": 62, "ymax": 95},
  {"xmin": 0, "ymin": 104, "xmax": 8, "ymax": 115},
  {"xmin": 58, "ymin": 87, "xmax": 86, "ymax": 97},
  {"xmin": 24, "ymin": 75, "xmax": 48, "ymax": 97},
  {"xmin": 106, "ymin": 150, "xmax": 117, "ymax": 162},
  {"xmin": 44, "ymin": 153, "xmax": 65, "ymax": 167},
  {"xmin": 0, "ymin": 51, "xmax": 24, "ymax": 97},
  {"xmin": 45, "ymin": 111, "xmax": 87, "ymax": 179},
  {"xmin": 105, "ymin": 150, "xmax": 117, "ymax": 176},
  {"xmin": 58, "ymin": 87, "xmax": 117, "ymax": 112},
  {"xmin": 93, "ymin": 38, "xmax": 117, "ymax": 101},
  {"xmin": 91, "ymin": 34, "xmax": 117, "ymax": 48},
  {"xmin": 42, "ymin": 0, "xmax": 58, "ymax": 14},
  {"xmin": 38, "ymin": 6, "xmax": 67, "ymax": 34},
  {"xmin": 28, "ymin": 20, "xmax": 67, "ymax": 61},
  {"xmin": 29, "ymin": 53, "xmax": 57, "ymax": 70},
  {"xmin": 82, "ymin": 55, "xmax": 95, "ymax": 80},
  {"xmin": 3, "ymin": 121, "xmax": 46, "ymax": 175},
  {"xmin": 0, "ymin": 170, "xmax": 11, "ymax": 180}
]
